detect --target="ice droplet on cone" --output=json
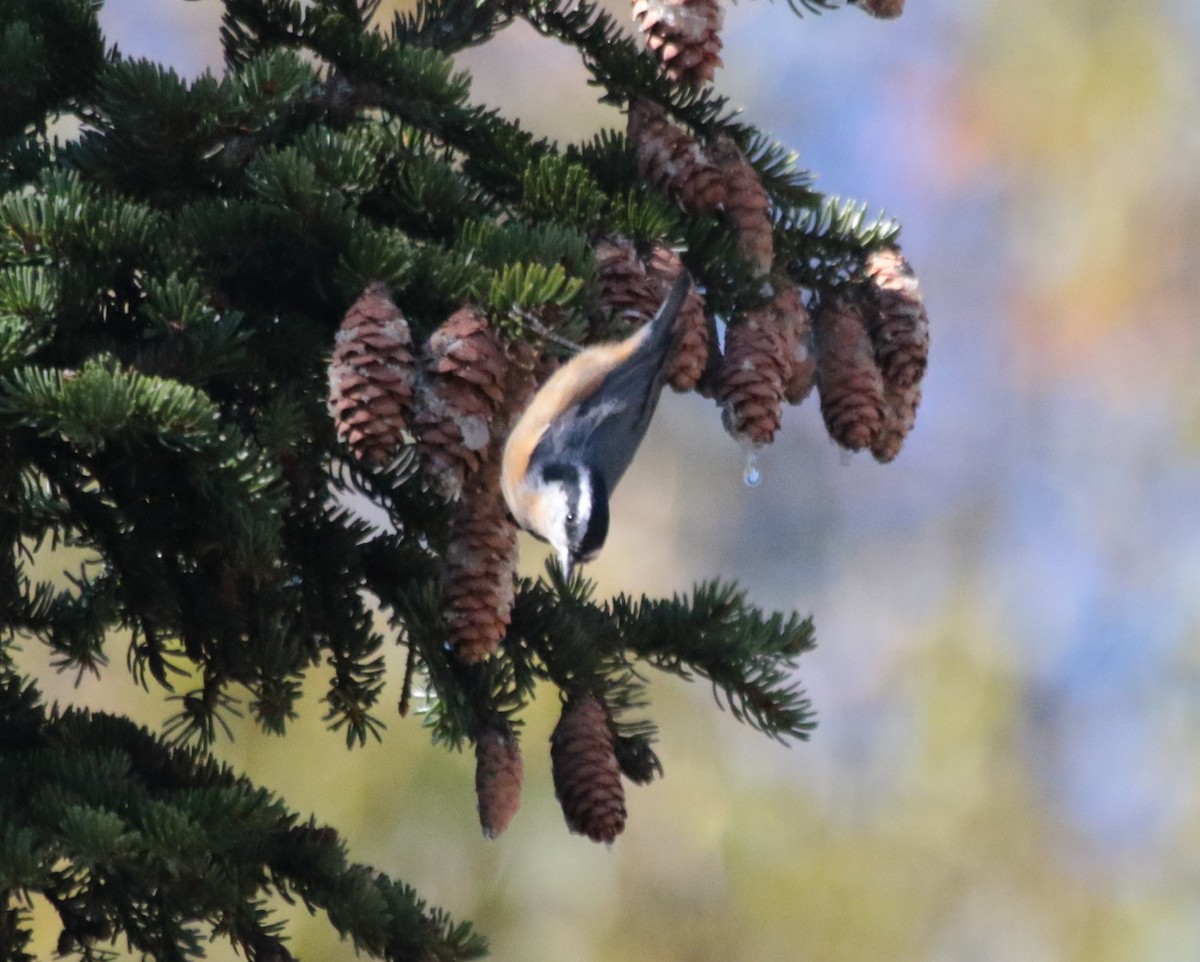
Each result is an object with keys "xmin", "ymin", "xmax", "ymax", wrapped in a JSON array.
[{"xmin": 743, "ymin": 451, "xmax": 761, "ymax": 487}]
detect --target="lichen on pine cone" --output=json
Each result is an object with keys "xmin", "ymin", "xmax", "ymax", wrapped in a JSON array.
[
  {"xmin": 814, "ymin": 294, "xmax": 887, "ymax": 452},
  {"xmin": 550, "ymin": 691, "xmax": 627, "ymax": 844},
  {"xmin": 632, "ymin": 0, "xmax": 724, "ymax": 88},
  {"xmin": 442, "ymin": 455, "xmax": 519, "ymax": 663},
  {"xmin": 871, "ymin": 381, "xmax": 921, "ymax": 464},
  {"xmin": 328, "ymin": 282, "xmax": 416, "ymax": 466},
  {"xmin": 716, "ymin": 303, "xmax": 791, "ymax": 447},
  {"xmin": 413, "ymin": 306, "xmax": 509, "ymax": 500},
  {"xmin": 710, "ymin": 136, "xmax": 774, "ymax": 277},
  {"xmin": 475, "ymin": 723, "xmax": 524, "ymax": 838},
  {"xmin": 864, "ymin": 246, "xmax": 930, "ymax": 390},
  {"xmin": 627, "ymin": 99, "xmax": 726, "ymax": 212},
  {"xmin": 647, "ymin": 244, "xmax": 710, "ymax": 392},
  {"xmin": 773, "ymin": 279, "xmax": 816, "ymax": 405}
]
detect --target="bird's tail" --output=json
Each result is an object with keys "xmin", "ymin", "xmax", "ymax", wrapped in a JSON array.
[{"xmin": 643, "ymin": 270, "xmax": 691, "ymax": 362}]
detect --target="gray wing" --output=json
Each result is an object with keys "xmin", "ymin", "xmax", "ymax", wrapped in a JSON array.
[{"xmin": 533, "ymin": 273, "xmax": 690, "ymax": 493}]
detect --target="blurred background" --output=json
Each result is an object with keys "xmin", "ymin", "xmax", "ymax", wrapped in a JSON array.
[{"xmin": 21, "ymin": 0, "xmax": 1200, "ymax": 958}]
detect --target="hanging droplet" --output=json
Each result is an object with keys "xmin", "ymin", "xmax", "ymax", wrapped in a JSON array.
[{"xmin": 743, "ymin": 451, "xmax": 761, "ymax": 487}]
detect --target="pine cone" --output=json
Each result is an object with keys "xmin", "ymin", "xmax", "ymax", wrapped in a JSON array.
[
  {"xmin": 475, "ymin": 723, "xmax": 524, "ymax": 838},
  {"xmin": 593, "ymin": 235, "xmax": 661, "ymax": 338},
  {"xmin": 871, "ymin": 382, "xmax": 921, "ymax": 463},
  {"xmin": 551, "ymin": 691, "xmax": 626, "ymax": 844},
  {"xmin": 864, "ymin": 246, "xmax": 929, "ymax": 390},
  {"xmin": 628, "ymin": 99, "xmax": 726, "ymax": 212},
  {"xmin": 716, "ymin": 304, "xmax": 790, "ymax": 447},
  {"xmin": 440, "ymin": 344, "xmax": 539, "ymax": 662},
  {"xmin": 711, "ymin": 136, "xmax": 774, "ymax": 277},
  {"xmin": 773, "ymin": 279, "xmax": 816, "ymax": 405},
  {"xmin": 857, "ymin": 0, "xmax": 905, "ymax": 18},
  {"xmin": 442, "ymin": 455, "xmax": 519, "ymax": 662},
  {"xmin": 632, "ymin": 0, "xmax": 724, "ymax": 88},
  {"xmin": 328, "ymin": 282, "xmax": 415, "ymax": 466},
  {"xmin": 647, "ymin": 244, "xmax": 710, "ymax": 393},
  {"xmin": 414, "ymin": 307, "xmax": 508, "ymax": 500},
  {"xmin": 814, "ymin": 295, "xmax": 887, "ymax": 451},
  {"xmin": 593, "ymin": 238, "xmax": 710, "ymax": 393}
]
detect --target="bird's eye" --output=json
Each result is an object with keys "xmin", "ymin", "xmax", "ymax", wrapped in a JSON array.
[{"xmin": 566, "ymin": 512, "xmax": 576, "ymax": 524}]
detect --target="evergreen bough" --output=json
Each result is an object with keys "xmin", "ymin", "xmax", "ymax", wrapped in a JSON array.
[{"xmin": 0, "ymin": 0, "xmax": 918, "ymax": 958}]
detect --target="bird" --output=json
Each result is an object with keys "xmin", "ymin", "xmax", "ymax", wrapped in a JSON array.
[{"xmin": 501, "ymin": 272, "xmax": 692, "ymax": 578}]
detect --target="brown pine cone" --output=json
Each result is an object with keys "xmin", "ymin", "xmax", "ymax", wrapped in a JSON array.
[
  {"xmin": 328, "ymin": 282, "xmax": 416, "ymax": 466},
  {"xmin": 857, "ymin": 0, "xmax": 905, "ymax": 18},
  {"xmin": 711, "ymin": 136, "xmax": 774, "ymax": 277},
  {"xmin": 628, "ymin": 99, "xmax": 726, "ymax": 212},
  {"xmin": 864, "ymin": 246, "xmax": 930, "ymax": 390},
  {"xmin": 773, "ymin": 279, "xmax": 816, "ymax": 405},
  {"xmin": 413, "ymin": 307, "xmax": 509, "ymax": 500},
  {"xmin": 475, "ymin": 723, "xmax": 524, "ymax": 838},
  {"xmin": 551, "ymin": 691, "xmax": 627, "ymax": 844},
  {"xmin": 593, "ymin": 238, "xmax": 710, "ymax": 393},
  {"xmin": 871, "ymin": 382, "xmax": 921, "ymax": 463},
  {"xmin": 647, "ymin": 244, "xmax": 710, "ymax": 393},
  {"xmin": 814, "ymin": 295, "xmax": 887, "ymax": 451},
  {"xmin": 440, "ymin": 343, "xmax": 539, "ymax": 662},
  {"xmin": 442, "ymin": 455, "xmax": 519, "ymax": 663},
  {"xmin": 632, "ymin": 0, "xmax": 724, "ymax": 88},
  {"xmin": 593, "ymin": 235, "xmax": 662, "ymax": 338},
  {"xmin": 716, "ymin": 303, "xmax": 790, "ymax": 447}
]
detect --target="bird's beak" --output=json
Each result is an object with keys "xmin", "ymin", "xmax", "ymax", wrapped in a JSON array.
[{"xmin": 558, "ymin": 549, "xmax": 573, "ymax": 582}]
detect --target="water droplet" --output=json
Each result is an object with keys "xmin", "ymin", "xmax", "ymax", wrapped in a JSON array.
[{"xmin": 743, "ymin": 452, "xmax": 761, "ymax": 487}]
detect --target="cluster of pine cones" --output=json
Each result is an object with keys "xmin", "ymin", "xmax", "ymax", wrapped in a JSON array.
[
  {"xmin": 631, "ymin": 0, "xmax": 906, "ymax": 90},
  {"xmin": 326, "ymin": 0, "xmax": 924, "ymax": 844},
  {"xmin": 475, "ymin": 692, "xmax": 634, "ymax": 842},
  {"xmin": 625, "ymin": 100, "xmax": 929, "ymax": 459}
]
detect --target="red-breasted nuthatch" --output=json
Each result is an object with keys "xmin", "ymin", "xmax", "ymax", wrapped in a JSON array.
[{"xmin": 501, "ymin": 273, "xmax": 692, "ymax": 577}]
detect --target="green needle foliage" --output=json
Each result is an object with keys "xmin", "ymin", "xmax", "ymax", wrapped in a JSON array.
[{"xmin": 0, "ymin": 0, "xmax": 900, "ymax": 957}]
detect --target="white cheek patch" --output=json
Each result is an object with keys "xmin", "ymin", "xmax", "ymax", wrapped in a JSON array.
[
  {"xmin": 574, "ymin": 471, "xmax": 592, "ymax": 534},
  {"xmin": 531, "ymin": 483, "xmax": 572, "ymax": 559}
]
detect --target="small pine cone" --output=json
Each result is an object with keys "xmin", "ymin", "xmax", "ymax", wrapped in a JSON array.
[
  {"xmin": 328, "ymin": 282, "xmax": 416, "ymax": 466},
  {"xmin": 551, "ymin": 692, "xmax": 626, "ymax": 844},
  {"xmin": 632, "ymin": 0, "xmax": 724, "ymax": 88},
  {"xmin": 475, "ymin": 723, "xmax": 524, "ymax": 838},
  {"xmin": 716, "ymin": 305, "xmax": 790, "ymax": 447},
  {"xmin": 628, "ymin": 99, "xmax": 726, "ymax": 212},
  {"xmin": 773, "ymin": 280, "xmax": 816, "ymax": 405},
  {"xmin": 814, "ymin": 295, "xmax": 887, "ymax": 451},
  {"xmin": 647, "ymin": 244, "xmax": 710, "ymax": 392},
  {"xmin": 414, "ymin": 307, "xmax": 509, "ymax": 499},
  {"xmin": 711, "ymin": 136, "xmax": 774, "ymax": 277},
  {"xmin": 864, "ymin": 247, "xmax": 930, "ymax": 390},
  {"xmin": 442, "ymin": 456, "xmax": 519, "ymax": 662},
  {"xmin": 857, "ymin": 0, "xmax": 905, "ymax": 18},
  {"xmin": 871, "ymin": 382, "xmax": 921, "ymax": 463}
]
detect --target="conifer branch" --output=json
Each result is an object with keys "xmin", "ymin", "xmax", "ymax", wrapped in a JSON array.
[
  {"xmin": 0, "ymin": 673, "xmax": 485, "ymax": 961},
  {"xmin": 0, "ymin": 0, "xmax": 926, "ymax": 945}
]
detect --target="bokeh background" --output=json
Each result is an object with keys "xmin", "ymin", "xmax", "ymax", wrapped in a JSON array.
[{"xmin": 20, "ymin": 0, "xmax": 1200, "ymax": 958}]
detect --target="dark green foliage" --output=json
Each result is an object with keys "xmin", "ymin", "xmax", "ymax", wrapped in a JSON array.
[
  {"xmin": 0, "ymin": 1, "xmax": 105, "ymax": 144},
  {"xmin": 0, "ymin": 0, "xmax": 899, "ymax": 956},
  {"xmin": 0, "ymin": 672, "xmax": 485, "ymax": 962}
]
